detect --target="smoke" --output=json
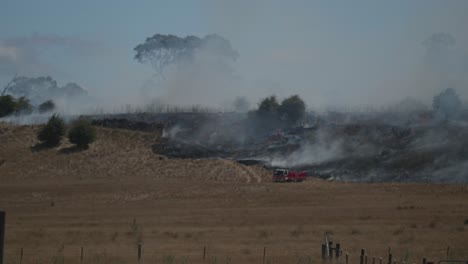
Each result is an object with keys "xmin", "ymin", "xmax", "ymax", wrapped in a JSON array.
[
  {"xmin": 0, "ymin": 33, "xmax": 105, "ymax": 77},
  {"xmin": 134, "ymin": 34, "xmax": 243, "ymax": 108},
  {"xmin": 418, "ymin": 33, "xmax": 468, "ymax": 103},
  {"xmin": 270, "ymin": 131, "xmax": 344, "ymax": 168}
]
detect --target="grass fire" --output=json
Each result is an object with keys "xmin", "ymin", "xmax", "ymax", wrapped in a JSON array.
[{"xmin": 1, "ymin": 2, "xmax": 468, "ymax": 264}]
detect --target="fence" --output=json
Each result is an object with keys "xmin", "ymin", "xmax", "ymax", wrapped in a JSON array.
[
  {"xmin": 1, "ymin": 211, "xmax": 467, "ymax": 264},
  {"xmin": 321, "ymin": 241, "xmax": 468, "ymax": 264},
  {"xmin": 2, "ymin": 242, "xmax": 468, "ymax": 264}
]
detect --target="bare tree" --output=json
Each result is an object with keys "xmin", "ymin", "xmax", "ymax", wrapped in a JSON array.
[{"xmin": 1, "ymin": 73, "xmax": 18, "ymax": 96}]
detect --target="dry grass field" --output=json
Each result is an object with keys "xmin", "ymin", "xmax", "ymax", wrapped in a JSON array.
[{"xmin": 0, "ymin": 123, "xmax": 467, "ymax": 264}]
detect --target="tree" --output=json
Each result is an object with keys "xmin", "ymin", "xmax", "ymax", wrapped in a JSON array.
[
  {"xmin": 68, "ymin": 118, "xmax": 96, "ymax": 149},
  {"xmin": 257, "ymin": 95, "xmax": 280, "ymax": 116},
  {"xmin": 134, "ymin": 34, "xmax": 238, "ymax": 77},
  {"xmin": 38, "ymin": 100, "xmax": 55, "ymax": 113},
  {"xmin": 5, "ymin": 75, "xmax": 87, "ymax": 105},
  {"xmin": 279, "ymin": 95, "xmax": 306, "ymax": 124},
  {"xmin": 433, "ymin": 88, "xmax": 462, "ymax": 119},
  {"xmin": 0, "ymin": 95, "xmax": 17, "ymax": 117},
  {"xmin": 1, "ymin": 73, "xmax": 18, "ymax": 96},
  {"xmin": 37, "ymin": 114, "xmax": 66, "ymax": 147},
  {"xmin": 0, "ymin": 95, "xmax": 33, "ymax": 117},
  {"xmin": 15, "ymin": 96, "xmax": 33, "ymax": 114}
]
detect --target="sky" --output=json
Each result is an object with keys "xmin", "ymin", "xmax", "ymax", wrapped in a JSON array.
[{"xmin": 1, "ymin": 0, "xmax": 467, "ymax": 110}]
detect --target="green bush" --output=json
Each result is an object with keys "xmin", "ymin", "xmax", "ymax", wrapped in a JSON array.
[
  {"xmin": 38, "ymin": 100, "xmax": 55, "ymax": 113},
  {"xmin": 15, "ymin": 96, "xmax": 33, "ymax": 114},
  {"xmin": 257, "ymin": 95, "xmax": 280, "ymax": 116},
  {"xmin": 38, "ymin": 114, "xmax": 66, "ymax": 147},
  {"xmin": 0, "ymin": 95, "xmax": 33, "ymax": 117},
  {"xmin": 278, "ymin": 95, "xmax": 306, "ymax": 124},
  {"xmin": 0, "ymin": 95, "xmax": 17, "ymax": 117},
  {"xmin": 68, "ymin": 118, "xmax": 96, "ymax": 149}
]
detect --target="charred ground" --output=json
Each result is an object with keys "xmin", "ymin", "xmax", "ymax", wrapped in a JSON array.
[{"xmin": 90, "ymin": 111, "xmax": 468, "ymax": 183}]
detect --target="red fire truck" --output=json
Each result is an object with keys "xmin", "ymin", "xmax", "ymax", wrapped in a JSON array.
[{"xmin": 272, "ymin": 169, "xmax": 307, "ymax": 182}]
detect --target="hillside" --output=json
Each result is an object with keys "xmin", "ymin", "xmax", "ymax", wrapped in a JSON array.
[{"xmin": 0, "ymin": 123, "xmax": 467, "ymax": 264}]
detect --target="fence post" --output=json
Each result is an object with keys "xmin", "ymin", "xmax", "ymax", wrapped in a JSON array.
[
  {"xmin": 80, "ymin": 247, "xmax": 83, "ymax": 264},
  {"xmin": 137, "ymin": 240, "xmax": 142, "ymax": 261},
  {"xmin": 336, "ymin": 244, "xmax": 340, "ymax": 258},
  {"xmin": 322, "ymin": 244, "xmax": 327, "ymax": 260},
  {"xmin": 346, "ymin": 252, "xmax": 349, "ymax": 264},
  {"xmin": 372, "ymin": 256, "xmax": 375, "ymax": 264},
  {"xmin": 203, "ymin": 246, "xmax": 206, "ymax": 263},
  {"xmin": 329, "ymin": 241, "xmax": 333, "ymax": 259},
  {"xmin": 360, "ymin": 249, "xmax": 365, "ymax": 264},
  {"xmin": 422, "ymin": 258, "xmax": 426, "ymax": 264},
  {"xmin": 0, "ymin": 211, "xmax": 4, "ymax": 264},
  {"xmin": 379, "ymin": 257, "xmax": 382, "ymax": 264},
  {"xmin": 388, "ymin": 253, "xmax": 392, "ymax": 264},
  {"xmin": 263, "ymin": 247, "xmax": 266, "ymax": 264}
]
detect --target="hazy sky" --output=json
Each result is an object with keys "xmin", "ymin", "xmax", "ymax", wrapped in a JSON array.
[{"xmin": 1, "ymin": 0, "xmax": 467, "ymax": 109}]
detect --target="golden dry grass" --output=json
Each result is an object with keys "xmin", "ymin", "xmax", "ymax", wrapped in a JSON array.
[{"xmin": 0, "ymin": 123, "xmax": 467, "ymax": 264}]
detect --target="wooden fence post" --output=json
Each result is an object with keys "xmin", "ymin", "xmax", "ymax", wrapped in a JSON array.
[
  {"xmin": 322, "ymin": 244, "xmax": 327, "ymax": 260},
  {"xmin": 360, "ymin": 249, "xmax": 365, "ymax": 264},
  {"xmin": 335, "ymin": 244, "xmax": 341, "ymax": 258},
  {"xmin": 388, "ymin": 253, "xmax": 392, "ymax": 264},
  {"xmin": 365, "ymin": 255, "xmax": 368, "ymax": 264},
  {"xmin": 329, "ymin": 241, "xmax": 333, "ymax": 259},
  {"xmin": 0, "ymin": 211, "xmax": 4, "ymax": 264},
  {"xmin": 203, "ymin": 246, "xmax": 206, "ymax": 263},
  {"xmin": 137, "ymin": 240, "xmax": 142, "ymax": 261}
]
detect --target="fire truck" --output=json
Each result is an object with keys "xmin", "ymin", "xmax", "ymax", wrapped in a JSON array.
[{"xmin": 272, "ymin": 169, "xmax": 307, "ymax": 182}]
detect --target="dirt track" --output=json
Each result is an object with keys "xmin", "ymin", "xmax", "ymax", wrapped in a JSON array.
[{"xmin": 0, "ymin": 124, "xmax": 467, "ymax": 264}]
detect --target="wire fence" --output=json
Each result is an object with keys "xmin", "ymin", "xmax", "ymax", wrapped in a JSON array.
[{"xmin": 2, "ymin": 243, "xmax": 468, "ymax": 264}]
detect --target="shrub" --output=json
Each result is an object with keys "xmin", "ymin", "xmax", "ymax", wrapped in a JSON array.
[
  {"xmin": 38, "ymin": 100, "xmax": 55, "ymax": 113},
  {"xmin": 15, "ymin": 96, "xmax": 33, "ymax": 114},
  {"xmin": 0, "ymin": 95, "xmax": 17, "ymax": 117},
  {"xmin": 0, "ymin": 95, "xmax": 33, "ymax": 117},
  {"xmin": 68, "ymin": 118, "xmax": 96, "ymax": 149},
  {"xmin": 37, "ymin": 114, "xmax": 66, "ymax": 147}
]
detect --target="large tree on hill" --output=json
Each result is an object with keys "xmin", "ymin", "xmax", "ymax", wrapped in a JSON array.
[{"xmin": 133, "ymin": 34, "xmax": 238, "ymax": 77}]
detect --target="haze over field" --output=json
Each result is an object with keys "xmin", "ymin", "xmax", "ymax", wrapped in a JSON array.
[
  {"xmin": 1, "ymin": 0, "xmax": 468, "ymax": 111},
  {"xmin": 1, "ymin": 3, "xmax": 468, "ymax": 262}
]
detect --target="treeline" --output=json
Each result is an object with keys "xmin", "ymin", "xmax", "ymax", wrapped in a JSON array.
[{"xmin": 0, "ymin": 95, "xmax": 55, "ymax": 117}]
